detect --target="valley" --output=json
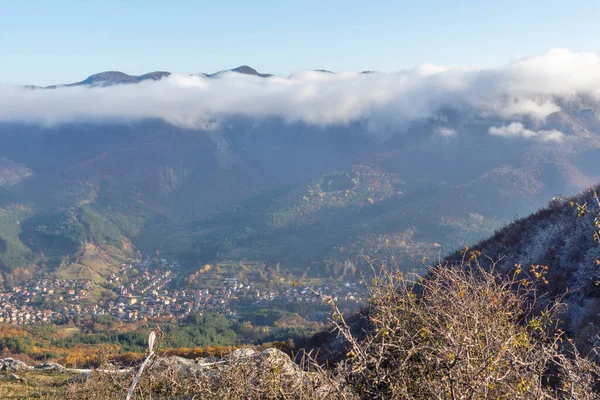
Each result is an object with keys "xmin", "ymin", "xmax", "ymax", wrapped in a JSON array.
[
  {"xmin": 2, "ymin": 63, "xmax": 600, "ymax": 380},
  {"xmin": 1, "ymin": 89, "xmax": 599, "ymax": 309}
]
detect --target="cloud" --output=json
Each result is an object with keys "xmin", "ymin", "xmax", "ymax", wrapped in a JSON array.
[
  {"xmin": 489, "ymin": 122, "xmax": 564, "ymax": 142},
  {"xmin": 435, "ymin": 127, "xmax": 456, "ymax": 136},
  {"xmin": 1, "ymin": 49, "xmax": 600, "ymax": 138}
]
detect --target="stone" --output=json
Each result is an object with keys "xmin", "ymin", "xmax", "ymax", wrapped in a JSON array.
[
  {"xmin": 255, "ymin": 348, "xmax": 300, "ymax": 377},
  {"xmin": 6, "ymin": 373, "xmax": 26, "ymax": 383},
  {"xmin": 65, "ymin": 372, "xmax": 90, "ymax": 385},
  {"xmin": 0, "ymin": 358, "xmax": 29, "ymax": 371},
  {"xmin": 152, "ymin": 356, "xmax": 208, "ymax": 378},
  {"xmin": 35, "ymin": 361, "xmax": 66, "ymax": 372},
  {"xmin": 231, "ymin": 348, "xmax": 256, "ymax": 358}
]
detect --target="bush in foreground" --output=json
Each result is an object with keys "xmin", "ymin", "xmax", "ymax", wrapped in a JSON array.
[
  {"xmin": 64, "ymin": 260, "xmax": 600, "ymax": 399},
  {"xmin": 325, "ymin": 259, "xmax": 600, "ymax": 399}
]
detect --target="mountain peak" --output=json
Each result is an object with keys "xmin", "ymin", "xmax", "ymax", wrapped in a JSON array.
[
  {"xmin": 230, "ymin": 65, "xmax": 272, "ymax": 77},
  {"xmin": 48, "ymin": 71, "xmax": 171, "ymax": 88},
  {"xmin": 207, "ymin": 65, "xmax": 272, "ymax": 78},
  {"xmin": 231, "ymin": 65, "xmax": 259, "ymax": 75},
  {"xmin": 82, "ymin": 71, "xmax": 132, "ymax": 84}
]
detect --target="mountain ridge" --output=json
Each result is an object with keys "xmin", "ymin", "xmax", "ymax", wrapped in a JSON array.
[
  {"xmin": 43, "ymin": 65, "xmax": 274, "ymax": 88},
  {"xmin": 34, "ymin": 66, "xmax": 379, "ymax": 88}
]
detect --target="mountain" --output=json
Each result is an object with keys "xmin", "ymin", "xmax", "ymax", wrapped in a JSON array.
[
  {"xmin": 206, "ymin": 65, "xmax": 273, "ymax": 78},
  {"xmin": 454, "ymin": 185, "xmax": 600, "ymax": 352},
  {"xmin": 2, "ymin": 62, "xmax": 600, "ymax": 287},
  {"xmin": 0, "ymin": 107, "xmax": 598, "ymax": 284},
  {"xmin": 44, "ymin": 65, "xmax": 272, "ymax": 88},
  {"xmin": 47, "ymin": 71, "xmax": 172, "ymax": 88}
]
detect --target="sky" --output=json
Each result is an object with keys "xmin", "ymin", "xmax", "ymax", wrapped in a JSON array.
[{"xmin": 1, "ymin": 0, "xmax": 600, "ymax": 86}]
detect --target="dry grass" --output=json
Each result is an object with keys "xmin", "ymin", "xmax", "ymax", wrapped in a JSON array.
[
  {"xmin": 0, "ymin": 370, "xmax": 77, "ymax": 399},
  {"xmin": 62, "ymin": 355, "xmax": 347, "ymax": 400}
]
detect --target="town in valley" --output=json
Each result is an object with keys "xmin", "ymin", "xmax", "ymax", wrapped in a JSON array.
[{"xmin": 0, "ymin": 257, "xmax": 367, "ymax": 325}]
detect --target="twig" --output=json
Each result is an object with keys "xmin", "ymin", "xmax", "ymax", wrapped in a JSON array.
[{"xmin": 126, "ymin": 331, "xmax": 156, "ymax": 400}]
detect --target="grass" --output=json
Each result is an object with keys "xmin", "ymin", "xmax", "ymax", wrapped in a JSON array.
[
  {"xmin": 55, "ymin": 242, "xmax": 132, "ymax": 284},
  {"xmin": 0, "ymin": 370, "xmax": 78, "ymax": 399}
]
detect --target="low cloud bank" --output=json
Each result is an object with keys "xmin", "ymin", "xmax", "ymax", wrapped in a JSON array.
[
  {"xmin": 489, "ymin": 122, "xmax": 564, "ymax": 142},
  {"xmin": 2, "ymin": 49, "xmax": 600, "ymax": 138}
]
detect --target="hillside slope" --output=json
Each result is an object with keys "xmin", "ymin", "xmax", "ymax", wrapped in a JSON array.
[
  {"xmin": 0, "ymin": 158, "xmax": 31, "ymax": 187},
  {"xmin": 457, "ymin": 185, "xmax": 600, "ymax": 350},
  {"xmin": 1, "ymin": 108, "xmax": 600, "ymax": 283}
]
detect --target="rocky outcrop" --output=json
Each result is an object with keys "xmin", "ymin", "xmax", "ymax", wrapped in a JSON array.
[
  {"xmin": 2, "ymin": 373, "xmax": 26, "ymax": 383},
  {"xmin": 0, "ymin": 348, "xmax": 349, "ymax": 399},
  {"xmin": 148, "ymin": 348, "xmax": 302, "ymax": 381},
  {"xmin": 151, "ymin": 355, "xmax": 213, "ymax": 377},
  {"xmin": 64, "ymin": 372, "xmax": 90, "ymax": 385},
  {"xmin": 35, "ymin": 361, "xmax": 66, "ymax": 372},
  {"xmin": 0, "ymin": 358, "xmax": 31, "ymax": 372},
  {"xmin": 253, "ymin": 348, "xmax": 300, "ymax": 377}
]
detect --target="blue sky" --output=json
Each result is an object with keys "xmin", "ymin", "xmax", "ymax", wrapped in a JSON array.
[{"xmin": 1, "ymin": 0, "xmax": 600, "ymax": 85}]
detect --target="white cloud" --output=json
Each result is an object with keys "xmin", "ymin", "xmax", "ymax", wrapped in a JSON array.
[
  {"xmin": 2, "ymin": 49, "xmax": 600, "ymax": 137},
  {"xmin": 489, "ymin": 122, "xmax": 564, "ymax": 142},
  {"xmin": 413, "ymin": 63, "xmax": 449, "ymax": 76},
  {"xmin": 435, "ymin": 127, "xmax": 456, "ymax": 136}
]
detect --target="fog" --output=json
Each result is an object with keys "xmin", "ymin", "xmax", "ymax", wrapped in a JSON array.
[{"xmin": 2, "ymin": 49, "xmax": 600, "ymax": 140}]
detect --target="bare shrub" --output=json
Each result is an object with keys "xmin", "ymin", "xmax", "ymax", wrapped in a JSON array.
[{"xmin": 322, "ymin": 257, "xmax": 600, "ymax": 399}]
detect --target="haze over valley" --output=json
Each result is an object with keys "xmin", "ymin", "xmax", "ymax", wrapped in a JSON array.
[{"xmin": 2, "ymin": 50, "xmax": 600, "ymax": 285}]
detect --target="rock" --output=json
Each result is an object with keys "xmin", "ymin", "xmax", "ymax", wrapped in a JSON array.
[
  {"xmin": 152, "ymin": 356, "xmax": 208, "ymax": 378},
  {"xmin": 255, "ymin": 348, "xmax": 300, "ymax": 377},
  {"xmin": 6, "ymin": 373, "xmax": 26, "ymax": 383},
  {"xmin": 150, "ymin": 348, "xmax": 302, "ymax": 384},
  {"xmin": 260, "ymin": 348, "xmax": 285, "ymax": 358},
  {"xmin": 65, "ymin": 372, "xmax": 90, "ymax": 385},
  {"xmin": 0, "ymin": 358, "xmax": 29, "ymax": 371},
  {"xmin": 194, "ymin": 355, "xmax": 219, "ymax": 364},
  {"xmin": 35, "ymin": 361, "xmax": 66, "ymax": 372},
  {"xmin": 194, "ymin": 357, "xmax": 208, "ymax": 365},
  {"xmin": 231, "ymin": 348, "xmax": 256, "ymax": 358}
]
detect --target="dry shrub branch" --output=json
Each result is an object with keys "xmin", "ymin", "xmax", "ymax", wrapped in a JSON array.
[{"xmin": 323, "ymin": 257, "xmax": 600, "ymax": 399}]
